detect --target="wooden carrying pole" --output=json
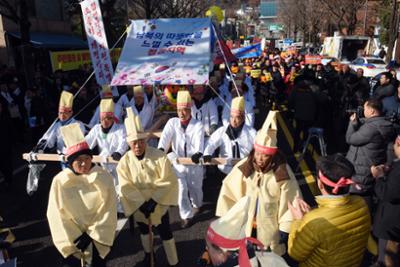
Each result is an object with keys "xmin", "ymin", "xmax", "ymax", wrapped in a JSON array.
[{"xmin": 22, "ymin": 153, "xmax": 240, "ymax": 166}]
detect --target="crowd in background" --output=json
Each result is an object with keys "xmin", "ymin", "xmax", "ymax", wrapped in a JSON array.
[{"xmin": 1, "ymin": 46, "xmax": 400, "ymax": 266}]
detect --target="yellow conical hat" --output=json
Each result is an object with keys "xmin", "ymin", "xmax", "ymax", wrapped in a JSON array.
[
  {"xmin": 59, "ymin": 91, "xmax": 73, "ymax": 112},
  {"xmin": 176, "ymin": 90, "xmax": 192, "ymax": 109},
  {"xmin": 125, "ymin": 107, "xmax": 148, "ymax": 142},
  {"xmin": 133, "ymin": 85, "xmax": 144, "ymax": 95},
  {"xmin": 254, "ymin": 110, "xmax": 278, "ymax": 155},
  {"xmin": 230, "ymin": 96, "xmax": 245, "ymax": 116},
  {"xmin": 100, "ymin": 99, "xmax": 114, "ymax": 118},
  {"xmin": 101, "ymin": 85, "xmax": 113, "ymax": 98},
  {"xmin": 60, "ymin": 123, "xmax": 89, "ymax": 157},
  {"xmin": 208, "ymin": 196, "xmax": 250, "ymax": 243},
  {"xmin": 206, "ymin": 196, "xmax": 264, "ymax": 266}
]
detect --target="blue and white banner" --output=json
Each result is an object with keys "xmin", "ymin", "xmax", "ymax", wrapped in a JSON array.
[
  {"xmin": 231, "ymin": 43, "xmax": 262, "ymax": 59},
  {"xmin": 111, "ymin": 18, "xmax": 211, "ymax": 86}
]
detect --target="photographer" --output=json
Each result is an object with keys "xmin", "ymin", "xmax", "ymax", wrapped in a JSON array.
[{"xmin": 345, "ymin": 98, "xmax": 396, "ymax": 213}]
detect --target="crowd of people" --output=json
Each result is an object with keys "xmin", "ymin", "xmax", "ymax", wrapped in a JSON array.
[{"xmin": 0, "ymin": 46, "xmax": 400, "ymax": 267}]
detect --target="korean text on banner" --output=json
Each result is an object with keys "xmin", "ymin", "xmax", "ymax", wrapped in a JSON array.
[
  {"xmin": 81, "ymin": 0, "xmax": 114, "ymax": 85},
  {"xmin": 49, "ymin": 49, "xmax": 121, "ymax": 72},
  {"xmin": 111, "ymin": 18, "xmax": 211, "ymax": 86}
]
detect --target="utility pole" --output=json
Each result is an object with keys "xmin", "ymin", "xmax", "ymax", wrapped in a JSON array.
[{"xmin": 386, "ymin": 0, "xmax": 399, "ymax": 64}]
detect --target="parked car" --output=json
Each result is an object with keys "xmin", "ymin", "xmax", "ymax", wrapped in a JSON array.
[{"xmin": 349, "ymin": 57, "xmax": 387, "ymax": 77}]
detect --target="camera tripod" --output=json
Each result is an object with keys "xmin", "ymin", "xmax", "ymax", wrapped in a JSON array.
[{"xmin": 295, "ymin": 127, "xmax": 327, "ymax": 172}]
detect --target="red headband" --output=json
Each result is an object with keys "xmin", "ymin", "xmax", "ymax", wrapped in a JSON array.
[
  {"xmin": 66, "ymin": 141, "xmax": 90, "ymax": 157},
  {"xmin": 59, "ymin": 106, "xmax": 72, "ymax": 113},
  {"xmin": 254, "ymin": 143, "xmax": 278, "ymax": 155},
  {"xmin": 100, "ymin": 112, "xmax": 114, "ymax": 118},
  {"xmin": 177, "ymin": 102, "xmax": 192, "ymax": 109},
  {"xmin": 206, "ymin": 227, "xmax": 264, "ymax": 267},
  {"xmin": 230, "ymin": 108, "xmax": 244, "ymax": 116},
  {"xmin": 318, "ymin": 171, "xmax": 354, "ymax": 194}
]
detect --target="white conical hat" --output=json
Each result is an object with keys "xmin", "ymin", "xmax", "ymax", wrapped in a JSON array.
[
  {"xmin": 254, "ymin": 110, "xmax": 278, "ymax": 155},
  {"xmin": 59, "ymin": 91, "xmax": 73, "ymax": 112},
  {"xmin": 125, "ymin": 107, "xmax": 148, "ymax": 142},
  {"xmin": 60, "ymin": 123, "xmax": 89, "ymax": 157}
]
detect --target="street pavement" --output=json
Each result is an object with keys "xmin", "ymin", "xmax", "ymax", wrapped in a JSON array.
[{"xmin": 0, "ymin": 98, "xmax": 371, "ymax": 267}]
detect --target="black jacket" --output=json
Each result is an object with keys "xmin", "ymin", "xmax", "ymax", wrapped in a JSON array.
[
  {"xmin": 373, "ymin": 160, "xmax": 400, "ymax": 242},
  {"xmin": 346, "ymin": 116, "xmax": 396, "ymax": 194},
  {"xmin": 288, "ymin": 87, "xmax": 317, "ymax": 122},
  {"xmin": 374, "ymin": 83, "xmax": 395, "ymax": 100}
]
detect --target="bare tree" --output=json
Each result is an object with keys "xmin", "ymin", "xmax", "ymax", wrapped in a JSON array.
[
  {"xmin": 127, "ymin": 0, "xmax": 164, "ymax": 19},
  {"xmin": 159, "ymin": 0, "xmax": 209, "ymax": 18},
  {"xmin": 386, "ymin": 0, "xmax": 399, "ymax": 63},
  {"xmin": 317, "ymin": 0, "xmax": 366, "ymax": 35},
  {"xmin": 128, "ymin": 0, "xmax": 211, "ymax": 19},
  {"xmin": 278, "ymin": 0, "xmax": 326, "ymax": 44}
]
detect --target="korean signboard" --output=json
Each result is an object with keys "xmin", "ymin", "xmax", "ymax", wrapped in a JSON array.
[
  {"xmin": 49, "ymin": 48, "xmax": 121, "ymax": 72},
  {"xmin": 111, "ymin": 18, "xmax": 211, "ymax": 86}
]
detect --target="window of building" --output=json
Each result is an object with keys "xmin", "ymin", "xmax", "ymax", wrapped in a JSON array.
[{"xmin": 260, "ymin": 0, "xmax": 277, "ymax": 18}]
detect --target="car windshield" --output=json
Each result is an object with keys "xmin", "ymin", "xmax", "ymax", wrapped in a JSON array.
[{"xmin": 367, "ymin": 59, "xmax": 385, "ymax": 65}]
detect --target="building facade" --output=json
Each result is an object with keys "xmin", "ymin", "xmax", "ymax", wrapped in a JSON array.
[{"xmin": 0, "ymin": 0, "xmax": 83, "ymax": 68}]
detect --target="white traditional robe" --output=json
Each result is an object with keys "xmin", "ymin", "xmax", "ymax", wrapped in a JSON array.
[
  {"xmin": 158, "ymin": 117, "xmax": 204, "ymax": 219},
  {"xmin": 85, "ymin": 122, "xmax": 128, "ymax": 180},
  {"xmin": 116, "ymin": 93, "xmax": 154, "ymax": 130},
  {"xmin": 204, "ymin": 124, "xmax": 256, "ymax": 174},
  {"xmin": 191, "ymin": 99, "xmax": 219, "ymax": 137}
]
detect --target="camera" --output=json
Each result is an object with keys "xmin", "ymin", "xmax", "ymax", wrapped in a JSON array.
[{"xmin": 345, "ymin": 106, "xmax": 364, "ymax": 118}]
